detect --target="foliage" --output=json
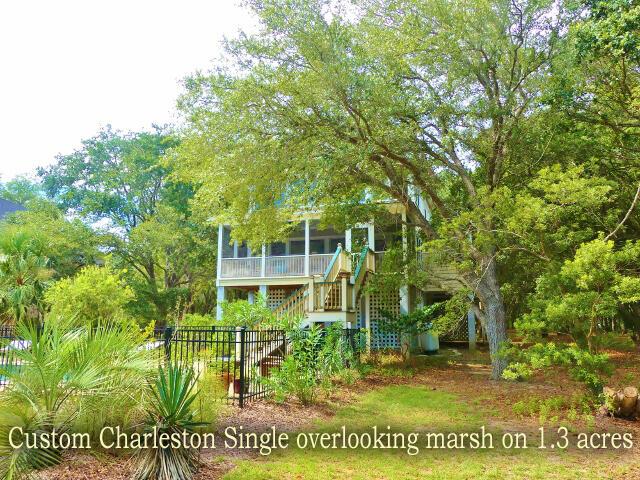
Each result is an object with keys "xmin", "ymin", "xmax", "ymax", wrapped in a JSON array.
[
  {"xmin": 0, "ymin": 176, "xmax": 42, "ymax": 206},
  {"xmin": 220, "ymin": 294, "xmax": 276, "ymax": 329},
  {"xmin": 178, "ymin": 313, "xmax": 215, "ymax": 328},
  {"xmin": 0, "ymin": 231, "xmax": 52, "ymax": 323},
  {"xmin": 133, "ymin": 365, "xmax": 204, "ymax": 480},
  {"xmin": 38, "ymin": 126, "xmax": 217, "ymax": 324},
  {"xmin": 0, "ymin": 320, "xmax": 156, "ymax": 478},
  {"xmin": 501, "ymin": 342, "xmax": 612, "ymax": 395},
  {"xmin": 45, "ymin": 263, "xmax": 135, "ymax": 327},
  {"xmin": 511, "ymin": 394, "xmax": 594, "ymax": 424},
  {"xmin": 516, "ymin": 238, "xmax": 640, "ymax": 352},
  {"xmin": 267, "ymin": 323, "xmax": 359, "ymax": 405},
  {"xmin": 1, "ymin": 200, "xmax": 101, "ymax": 278}
]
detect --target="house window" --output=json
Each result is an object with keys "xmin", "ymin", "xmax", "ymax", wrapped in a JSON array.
[
  {"xmin": 290, "ymin": 240, "xmax": 305, "ymax": 255},
  {"xmin": 329, "ymin": 238, "xmax": 344, "ymax": 252},
  {"xmin": 237, "ymin": 242, "xmax": 248, "ymax": 258},
  {"xmin": 309, "ymin": 239, "xmax": 325, "ymax": 254},
  {"xmin": 270, "ymin": 242, "xmax": 286, "ymax": 256}
]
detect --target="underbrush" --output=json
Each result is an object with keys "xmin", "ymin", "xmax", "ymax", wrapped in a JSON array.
[{"xmin": 511, "ymin": 394, "xmax": 596, "ymax": 426}]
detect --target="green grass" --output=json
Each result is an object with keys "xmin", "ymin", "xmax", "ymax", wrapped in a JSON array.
[{"xmin": 223, "ymin": 385, "xmax": 638, "ymax": 479}]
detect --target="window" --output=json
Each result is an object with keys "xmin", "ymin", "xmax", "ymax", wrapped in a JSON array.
[
  {"xmin": 329, "ymin": 238, "xmax": 345, "ymax": 252},
  {"xmin": 270, "ymin": 242, "xmax": 286, "ymax": 256},
  {"xmin": 309, "ymin": 239, "xmax": 325, "ymax": 254},
  {"xmin": 290, "ymin": 240, "xmax": 305, "ymax": 255}
]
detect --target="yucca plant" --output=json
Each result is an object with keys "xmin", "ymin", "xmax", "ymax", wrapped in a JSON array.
[
  {"xmin": 133, "ymin": 364, "xmax": 205, "ymax": 480},
  {"xmin": 0, "ymin": 319, "xmax": 156, "ymax": 479}
]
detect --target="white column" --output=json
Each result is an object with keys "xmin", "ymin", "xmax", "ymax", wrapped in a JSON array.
[
  {"xmin": 341, "ymin": 277, "xmax": 348, "ymax": 312},
  {"xmin": 399, "ymin": 286, "xmax": 410, "ymax": 315},
  {"xmin": 233, "ymin": 240, "xmax": 239, "ymax": 258},
  {"xmin": 259, "ymin": 284, "xmax": 268, "ymax": 301},
  {"xmin": 216, "ymin": 286, "xmax": 225, "ymax": 320},
  {"xmin": 304, "ymin": 219, "xmax": 310, "ymax": 276},
  {"xmin": 468, "ymin": 309, "xmax": 477, "ymax": 350},
  {"xmin": 261, "ymin": 244, "xmax": 266, "ymax": 277},
  {"xmin": 248, "ymin": 290, "xmax": 255, "ymax": 304},
  {"xmin": 367, "ymin": 223, "xmax": 375, "ymax": 249},
  {"xmin": 345, "ymin": 229, "xmax": 352, "ymax": 252},
  {"xmin": 217, "ymin": 224, "xmax": 224, "ymax": 279}
]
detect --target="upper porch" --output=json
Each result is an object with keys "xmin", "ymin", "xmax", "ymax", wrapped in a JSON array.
[{"xmin": 217, "ymin": 219, "xmax": 397, "ymax": 284}]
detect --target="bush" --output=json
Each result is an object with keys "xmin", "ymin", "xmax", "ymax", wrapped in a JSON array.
[
  {"xmin": 179, "ymin": 313, "xmax": 215, "ymax": 328},
  {"xmin": 220, "ymin": 294, "xmax": 275, "ymax": 328},
  {"xmin": 45, "ymin": 264, "xmax": 134, "ymax": 326},
  {"xmin": 133, "ymin": 365, "xmax": 204, "ymax": 480},
  {"xmin": 502, "ymin": 342, "xmax": 612, "ymax": 396},
  {"xmin": 266, "ymin": 323, "xmax": 362, "ymax": 405},
  {"xmin": 0, "ymin": 320, "xmax": 156, "ymax": 478}
]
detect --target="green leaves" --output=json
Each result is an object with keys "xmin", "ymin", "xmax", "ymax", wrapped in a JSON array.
[{"xmin": 133, "ymin": 365, "xmax": 203, "ymax": 480}]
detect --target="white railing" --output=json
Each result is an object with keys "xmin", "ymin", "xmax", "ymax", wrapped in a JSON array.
[
  {"xmin": 220, "ymin": 257, "xmax": 261, "ymax": 278},
  {"xmin": 220, "ymin": 253, "xmax": 360, "ymax": 279},
  {"xmin": 309, "ymin": 254, "xmax": 333, "ymax": 275},
  {"xmin": 266, "ymin": 255, "xmax": 305, "ymax": 276}
]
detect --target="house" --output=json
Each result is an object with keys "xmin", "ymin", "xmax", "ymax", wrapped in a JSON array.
[
  {"xmin": 215, "ymin": 197, "xmax": 480, "ymax": 352},
  {"xmin": 0, "ymin": 199, "xmax": 25, "ymax": 221}
]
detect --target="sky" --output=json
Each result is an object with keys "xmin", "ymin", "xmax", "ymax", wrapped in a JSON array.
[{"xmin": 0, "ymin": 0, "xmax": 255, "ymax": 181}]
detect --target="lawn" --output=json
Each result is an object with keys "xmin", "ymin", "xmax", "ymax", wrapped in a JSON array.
[{"xmin": 221, "ymin": 354, "xmax": 640, "ymax": 480}]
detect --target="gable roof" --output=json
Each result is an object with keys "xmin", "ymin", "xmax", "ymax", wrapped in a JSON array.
[{"xmin": 0, "ymin": 198, "xmax": 25, "ymax": 219}]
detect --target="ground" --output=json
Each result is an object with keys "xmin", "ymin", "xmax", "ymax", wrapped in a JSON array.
[{"xmin": 41, "ymin": 347, "xmax": 640, "ymax": 480}]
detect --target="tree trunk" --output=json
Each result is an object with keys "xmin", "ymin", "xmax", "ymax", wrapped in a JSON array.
[{"xmin": 476, "ymin": 258, "xmax": 508, "ymax": 380}]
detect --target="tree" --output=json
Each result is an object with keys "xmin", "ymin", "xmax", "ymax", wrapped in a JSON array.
[
  {"xmin": 0, "ymin": 231, "xmax": 52, "ymax": 323},
  {"xmin": 518, "ymin": 238, "xmax": 640, "ymax": 352},
  {"xmin": 174, "ymin": 0, "xmax": 571, "ymax": 378},
  {"xmin": 2, "ymin": 199, "xmax": 101, "ymax": 278},
  {"xmin": 39, "ymin": 126, "xmax": 217, "ymax": 324},
  {"xmin": 0, "ymin": 176, "xmax": 42, "ymax": 205},
  {"xmin": 45, "ymin": 264, "xmax": 135, "ymax": 326}
]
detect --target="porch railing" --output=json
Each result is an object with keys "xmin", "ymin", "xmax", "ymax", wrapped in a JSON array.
[{"xmin": 220, "ymin": 253, "xmax": 334, "ymax": 279}]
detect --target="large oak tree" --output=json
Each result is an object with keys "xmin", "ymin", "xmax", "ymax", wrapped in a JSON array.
[{"xmin": 175, "ymin": 0, "xmax": 571, "ymax": 378}]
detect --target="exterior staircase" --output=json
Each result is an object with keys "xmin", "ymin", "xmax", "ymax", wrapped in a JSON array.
[{"xmin": 272, "ymin": 244, "xmax": 376, "ymax": 325}]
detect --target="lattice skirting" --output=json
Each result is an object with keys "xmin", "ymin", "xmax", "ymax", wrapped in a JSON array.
[
  {"xmin": 369, "ymin": 290, "xmax": 400, "ymax": 350},
  {"xmin": 266, "ymin": 287, "xmax": 296, "ymax": 310}
]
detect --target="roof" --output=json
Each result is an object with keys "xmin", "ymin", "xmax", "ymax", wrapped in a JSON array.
[{"xmin": 0, "ymin": 198, "xmax": 25, "ymax": 219}]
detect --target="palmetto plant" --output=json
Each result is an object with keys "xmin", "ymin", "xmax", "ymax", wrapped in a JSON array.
[
  {"xmin": 0, "ymin": 232, "xmax": 52, "ymax": 322},
  {"xmin": 133, "ymin": 364, "xmax": 204, "ymax": 480},
  {"xmin": 0, "ymin": 320, "xmax": 156, "ymax": 479}
]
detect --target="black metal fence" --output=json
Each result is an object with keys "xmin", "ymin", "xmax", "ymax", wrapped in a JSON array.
[
  {"xmin": 0, "ymin": 325, "xmax": 17, "ymax": 388},
  {"xmin": 0, "ymin": 324, "xmax": 362, "ymax": 407},
  {"xmin": 153, "ymin": 326, "xmax": 363, "ymax": 407}
]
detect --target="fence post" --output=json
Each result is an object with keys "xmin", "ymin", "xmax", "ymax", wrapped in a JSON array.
[
  {"xmin": 163, "ymin": 326, "xmax": 173, "ymax": 363},
  {"xmin": 238, "ymin": 327, "xmax": 246, "ymax": 408}
]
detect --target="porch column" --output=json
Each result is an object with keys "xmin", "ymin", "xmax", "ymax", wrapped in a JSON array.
[
  {"xmin": 248, "ymin": 290, "xmax": 255, "ymax": 304},
  {"xmin": 468, "ymin": 308, "xmax": 477, "ymax": 350},
  {"xmin": 233, "ymin": 240, "xmax": 239, "ymax": 258},
  {"xmin": 367, "ymin": 223, "xmax": 375, "ymax": 249},
  {"xmin": 259, "ymin": 284, "xmax": 268, "ymax": 302},
  {"xmin": 345, "ymin": 228, "xmax": 352, "ymax": 251},
  {"xmin": 216, "ymin": 286, "xmax": 225, "ymax": 320},
  {"xmin": 304, "ymin": 219, "xmax": 310, "ymax": 276},
  {"xmin": 261, "ymin": 244, "xmax": 266, "ymax": 277},
  {"xmin": 217, "ymin": 224, "xmax": 224, "ymax": 279}
]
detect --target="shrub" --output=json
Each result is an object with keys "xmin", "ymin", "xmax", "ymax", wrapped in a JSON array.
[
  {"xmin": 0, "ymin": 320, "xmax": 156, "ymax": 478},
  {"xmin": 133, "ymin": 365, "xmax": 205, "ymax": 480},
  {"xmin": 220, "ymin": 294, "xmax": 275, "ymax": 328},
  {"xmin": 502, "ymin": 342, "xmax": 612, "ymax": 396},
  {"xmin": 45, "ymin": 264, "xmax": 134, "ymax": 326},
  {"xmin": 266, "ymin": 323, "xmax": 362, "ymax": 405},
  {"xmin": 179, "ymin": 313, "xmax": 215, "ymax": 328}
]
